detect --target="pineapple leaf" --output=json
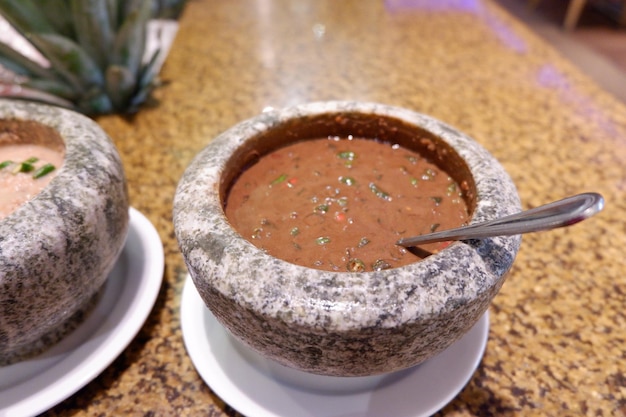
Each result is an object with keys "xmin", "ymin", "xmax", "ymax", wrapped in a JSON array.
[
  {"xmin": 128, "ymin": 49, "xmax": 162, "ymax": 110},
  {"xmin": 0, "ymin": 55, "xmax": 28, "ymax": 78},
  {"xmin": 137, "ymin": 47, "xmax": 162, "ymax": 90},
  {"xmin": 0, "ymin": 85, "xmax": 75, "ymax": 109},
  {"xmin": 105, "ymin": 64, "xmax": 136, "ymax": 110},
  {"xmin": 0, "ymin": 0, "xmax": 57, "ymax": 34},
  {"xmin": 0, "ymin": 41, "xmax": 57, "ymax": 80},
  {"xmin": 24, "ymin": 77, "xmax": 80, "ymax": 101},
  {"xmin": 0, "ymin": 0, "xmax": 188, "ymax": 115},
  {"xmin": 128, "ymin": 81, "xmax": 158, "ymax": 112},
  {"xmin": 119, "ymin": 0, "xmax": 150, "ymax": 28},
  {"xmin": 30, "ymin": 33, "xmax": 105, "ymax": 92},
  {"xmin": 77, "ymin": 86, "xmax": 113, "ymax": 115},
  {"xmin": 106, "ymin": 0, "xmax": 120, "ymax": 32},
  {"xmin": 35, "ymin": 1, "xmax": 75, "ymax": 38},
  {"xmin": 70, "ymin": 0, "xmax": 114, "ymax": 69},
  {"xmin": 111, "ymin": 0, "xmax": 151, "ymax": 78}
]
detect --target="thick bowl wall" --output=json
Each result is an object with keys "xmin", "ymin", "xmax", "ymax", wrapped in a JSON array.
[
  {"xmin": 0, "ymin": 100, "xmax": 129, "ymax": 364},
  {"xmin": 174, "ymin": 101, "xmax": 521, "ymax": 376}
]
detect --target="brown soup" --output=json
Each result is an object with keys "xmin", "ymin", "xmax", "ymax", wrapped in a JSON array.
[{"xmin": 225, "ymin": 137, "xmax": 470, "ymax": 272}]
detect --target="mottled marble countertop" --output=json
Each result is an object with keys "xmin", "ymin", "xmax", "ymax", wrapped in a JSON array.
[{"xmin": 42, "ymin": 0, "xmax": 625, "ymax": 416}]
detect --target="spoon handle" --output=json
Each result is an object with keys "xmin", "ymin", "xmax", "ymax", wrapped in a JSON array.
[{"xmin": 396, "ymin": 192, "xmax": 604, "ymax": 247}]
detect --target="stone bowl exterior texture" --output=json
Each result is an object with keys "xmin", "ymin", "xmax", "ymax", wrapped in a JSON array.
[
  {"xmin": 0, "ymin": 100, "xmax": 129, "ymax": 365},
  {"xmin": 174, "ymin": 101, "xmax": 522, "ymax": 377}
]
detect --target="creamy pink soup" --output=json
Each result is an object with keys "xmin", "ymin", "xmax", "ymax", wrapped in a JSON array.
[{"xmin": 0, "ymin": 142, "xmax": 64, "ymax": 220}]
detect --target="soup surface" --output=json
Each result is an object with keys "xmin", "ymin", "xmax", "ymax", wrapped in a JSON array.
[
  {"xmin": 0, "ymin": 143, "xmax": 63, "ymax": 219},
  {"xmin": 225, "ymin": 137, "xmax": 470, "ymax": 272}
]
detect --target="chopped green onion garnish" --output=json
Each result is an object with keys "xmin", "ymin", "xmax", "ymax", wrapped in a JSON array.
[
  {"xmin": 339, "ymin": 176, "xmax": 356, "ymax": 186},
  {"xmin": 347, "ymin": 258, "xmax": 366, "ymax": 272},
  {"xmin": 33, "ymin": 163, "xmax": 56, "ymax": 179},
  {"xmin": 369, "ymin": 182, "xmax": 392, "ymax": 201},
  {"xmin": 315, "ymin": 236, "xmax": 330, "ymax": 245},
  {"xmin": 314, "ymin": 204, "xmax": 329, "ymax": 213},
  {"xmin": 358, "ymin": 237, "xmax": 370, "ymax": 247},
  {"xmin": 290, "ymin": 227, "xmax": 300, "ymax": 236},
  {"xmin": 431, "ymin": 196, "xmax": 442, "ymax": 205},
  {"xmin": 430, "ymin": 223, "xmax": 440, "ymax": 232},
  {"xmin": 12, "ymin": 162, "xmax": 35, "ymax": 174},
  {"xmin": 405, "ymin": 155, "xmax": 418, "ymax": 164},
  {"xmin": 270, "ymin": 174, "xmax": 288, "ymax": 186},
  {"xmin": 421, "ymin": 168, "xmax": 436, "ymax": 180},
  {"xmin": 24, "ymin": 157, "xmax": 39, "ymax": 164},
  {"xmin": 337, "ymin": 151, "xmax": 356, "ymax": 161},
  {"xmin": 372, "ymin": 259, "xmax": 392, "ymax": 271},
  {"xmin": 0, "ymin": 160, "xmax": 12, "ymax": 170}
]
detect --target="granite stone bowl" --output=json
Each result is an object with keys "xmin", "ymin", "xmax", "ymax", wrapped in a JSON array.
[
  {"xmin": 174, "ymin": 101, "xmax": 521, "ymax": 377},
  {"xmin": 0, "ymin": 100, "xmax": 129, "ymax": 365}
]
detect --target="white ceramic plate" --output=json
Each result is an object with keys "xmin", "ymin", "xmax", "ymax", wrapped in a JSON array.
[
  {"xmin": 181, "ymin": 275, "xmax": 489, "ymax": 417},
  {"xmin": 0, "ymin": 208, "xmax": 164, "ymax": 417}
]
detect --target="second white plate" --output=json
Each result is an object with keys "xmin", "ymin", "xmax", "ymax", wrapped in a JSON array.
[{"xmin": 0, "ymin": 208, "xmax": 164, "ymax": 417}]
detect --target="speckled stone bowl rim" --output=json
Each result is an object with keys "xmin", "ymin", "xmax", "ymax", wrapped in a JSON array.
[
  {"xmin": 0, "ymin": 101, "xmax": 111, "ymax": 223},
  {"xmin": 174, "ymin": 101, "xmax": 521, "ymax": 333},
  {"xmin": 0, "ymin": 101, "xmax": 128, "ymax": 238}
]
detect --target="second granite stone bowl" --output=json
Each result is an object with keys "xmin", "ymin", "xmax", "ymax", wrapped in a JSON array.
[
  {"xmin": 0, "ymin": 100, "xmax": 129, "ymax": 365},
  {"xmin": 174, "ymin": 101, "xmax": 521, "ymax": 377}
]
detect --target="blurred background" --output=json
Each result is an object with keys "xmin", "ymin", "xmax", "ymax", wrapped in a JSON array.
[{"xmin": 496, "ymin": 0, "xmax": 626, "ymax": 103}]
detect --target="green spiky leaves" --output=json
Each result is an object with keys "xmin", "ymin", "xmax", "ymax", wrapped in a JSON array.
[{"xmin": 0, "ymin": 0, "xmax": 186, "ymax": 115}]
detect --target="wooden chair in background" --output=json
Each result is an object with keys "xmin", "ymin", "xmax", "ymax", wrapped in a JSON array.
[{"xmin": 529, "ymin": 0, "xmax": 626, "ymax": 30}]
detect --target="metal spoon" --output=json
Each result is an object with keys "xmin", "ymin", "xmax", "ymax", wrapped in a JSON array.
[{"xmin": 396, "ymin": 192, "xmax": 604, "ymax": 247}]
